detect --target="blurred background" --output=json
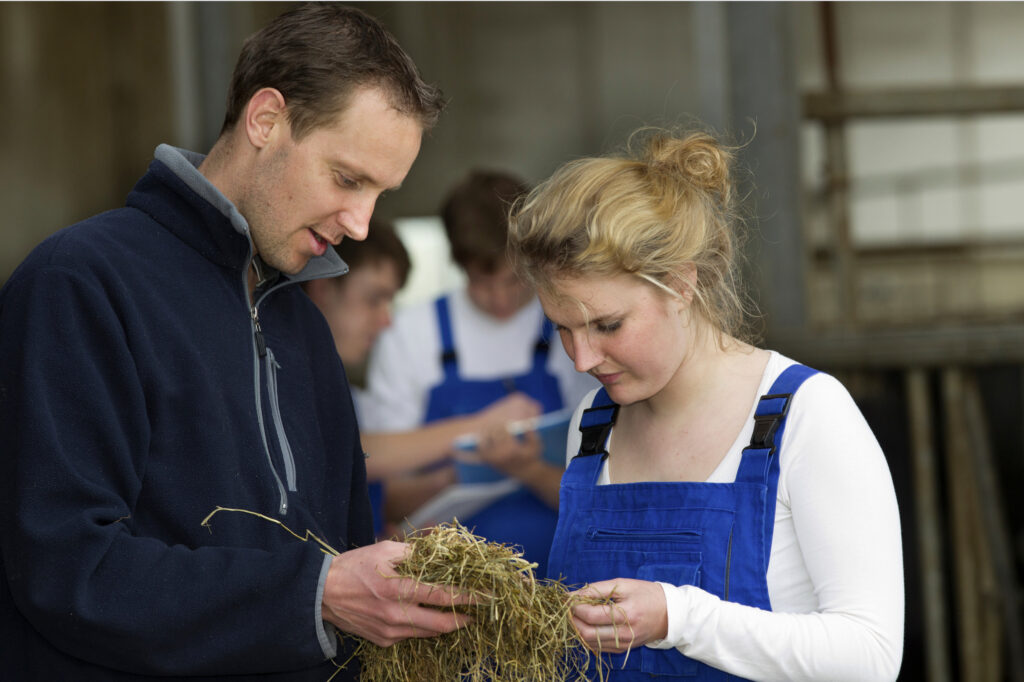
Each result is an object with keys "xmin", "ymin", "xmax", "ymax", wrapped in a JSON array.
[{"xmin": 2, "ymin": 2, "xmax": 1023, "ymax": 679}]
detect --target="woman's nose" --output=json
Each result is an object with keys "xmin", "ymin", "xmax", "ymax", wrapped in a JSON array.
[{"xmin": 570, "ymin": 332, "xmax": 601, "ymax": 373}]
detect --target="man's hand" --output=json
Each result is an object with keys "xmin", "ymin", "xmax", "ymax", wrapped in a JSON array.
[
  {"xmin": 570, "ymin": 579, "xmax": 668, "ymax": 653},
  {"xmin": 322, "ymin": 541, "xmax": 472, "ymax": 646}
]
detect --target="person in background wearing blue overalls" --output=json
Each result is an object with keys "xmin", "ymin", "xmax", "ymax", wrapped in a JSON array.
[
  {"xmin": 303, "ymin": 218, "xmax": 442, "ymax": 538},
  {"xmin": 507, "ymin": 128, "xmax": 905, "ymax": 681},
  {"xmin": 305, "ymin": 219, "xmax": 539, "ymax": 538},
  {"xmin": 362, "ymin": 170, "xmax": 598, "ymax": 576}
]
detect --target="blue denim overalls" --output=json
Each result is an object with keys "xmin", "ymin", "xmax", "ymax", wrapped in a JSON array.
[
  {"xmin": 547, "ymin": 364, "xmax": 818, "ymax": 680},
  {"xmin": 424, "ymin": 295, "xmax": 563, "ymax": 575}
]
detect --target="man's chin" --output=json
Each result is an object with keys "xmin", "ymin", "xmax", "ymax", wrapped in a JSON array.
[{"xmin": 276, "ymin": 254, "xmax": 312, "ymax": 276}]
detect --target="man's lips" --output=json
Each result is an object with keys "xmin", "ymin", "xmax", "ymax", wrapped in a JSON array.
[{"xmin": 309, "ymin": 228, "xmax": 329, "ymax": 256}]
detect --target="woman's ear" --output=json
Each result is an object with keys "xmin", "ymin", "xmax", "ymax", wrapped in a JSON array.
[
  {"xmin": 670, "ymin": 264, "xmax": 698, "ymax": 305},
  {"xmin": 243, "ymin": 87, "xmax": 288, "ymax": 149}
]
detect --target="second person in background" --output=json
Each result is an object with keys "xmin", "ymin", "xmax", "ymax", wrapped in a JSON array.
[
  {"xmin": 362, "ymin": 170, "xmax": 598, "ymax": 575},
  {"xmin": 305, "ymin": 219, "xmax": 542, "ymax": 538},
  {"xmin": 304, "ymin": 219, "xmax": 449, "ymax": 538}
]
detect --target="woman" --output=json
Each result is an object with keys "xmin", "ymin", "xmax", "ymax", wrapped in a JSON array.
[{"xmin": 507, "ymin": 129, "xmax": 904, "ymax": 680}]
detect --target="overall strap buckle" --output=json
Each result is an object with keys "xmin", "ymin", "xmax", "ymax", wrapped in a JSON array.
[
  {"xmin": 578, "ymin": 400, "xmax": 619, "ymax": 457},
  {"xmin": 748, "ymin": 392, "xmax": 793, "ymax": 452}
]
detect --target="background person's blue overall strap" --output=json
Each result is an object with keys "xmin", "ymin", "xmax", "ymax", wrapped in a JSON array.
[
  {"xmin": 425, "ymin": 296, "xmax": 563, "ymax": 419},
  {"xmin": 422, "ymin": 294, "xmax": 563, "ymax": 575},
  {"xmin": 367, "ymin": 480, "xmax": 385, "ymax": 536},
  {"xmin": 547, "ymin": 364, "xmax": 819, "ymax": 680}
]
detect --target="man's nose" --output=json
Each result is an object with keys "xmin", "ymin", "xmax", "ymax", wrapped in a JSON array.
[{"xmin": 338, "ymin": 195, "xmax": 377, "ymax": 242}]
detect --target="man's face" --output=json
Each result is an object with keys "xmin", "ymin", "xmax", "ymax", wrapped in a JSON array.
[
  {"xmin": 464, "ymin": 261, "xmax": 534, "ymax": 320},
  {"xmin": 315, "ymin": 260, "xmax": 403, "ymax": 366},
  {"xmin": 241, "ymin": 87, "xmax": 422, "ymax": 275}
]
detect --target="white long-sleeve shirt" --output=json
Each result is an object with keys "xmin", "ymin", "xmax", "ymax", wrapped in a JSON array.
[{"xmin": 565, "ymin": 351, "xmax": 905, "ymax": 681}]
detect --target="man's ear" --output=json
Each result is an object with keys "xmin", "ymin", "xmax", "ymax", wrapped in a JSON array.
[{"xmin": 243, "ymin": 87, "xmax": 288, "ymax": 149}]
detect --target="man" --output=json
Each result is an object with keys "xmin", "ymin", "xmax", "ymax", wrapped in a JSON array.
[
  {"xmin": 362, "ymin": 170, "xmax": 598, "ymax": 577},
  {"xmin": 0, "ymin": 5, "xmax": 468, "ymax": 680}
]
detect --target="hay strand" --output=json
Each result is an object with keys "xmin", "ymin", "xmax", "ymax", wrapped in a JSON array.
[{"xmin": 201, "ymin": 506, "xmax": 342, "ymax": 556}]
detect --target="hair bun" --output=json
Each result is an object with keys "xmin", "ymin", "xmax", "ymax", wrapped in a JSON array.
[{"xmin": 641, "ymin": 131, "xmax": 732, "ymax": 205}]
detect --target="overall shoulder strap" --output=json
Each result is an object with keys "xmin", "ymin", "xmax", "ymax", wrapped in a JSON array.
[
  {"xmin": 434, "ymin": 296, "xmax": 458, "ymax": 378},
  {"xmin": 576, "ymin": 388, "xmax": 619, "ymax": 457},
  {"xmin": 530, "ymin": 316, "xmax": 555, "ymax": 371},
  {"xmin": 736, "ymin": 363, "xmax": 819, "ymax": 573}
]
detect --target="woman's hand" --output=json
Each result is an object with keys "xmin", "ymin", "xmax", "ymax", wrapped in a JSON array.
[{"xmin": 570, "ymin": 578, "xmax": 668, "ymax": 653}]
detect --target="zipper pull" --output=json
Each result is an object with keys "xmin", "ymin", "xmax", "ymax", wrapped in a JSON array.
[{"xmin": 252, "ymin": 306, "xmax": 267, "ymax": 358}]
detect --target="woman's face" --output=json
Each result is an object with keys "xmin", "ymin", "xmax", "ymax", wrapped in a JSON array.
[{"xmin": 538, "ymin": 272, "xmax": 692, "ymax": 406}]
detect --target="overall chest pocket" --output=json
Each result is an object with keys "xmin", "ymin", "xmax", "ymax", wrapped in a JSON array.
[
  {"xmin": 586, "ymin": 527, "xmax": 703, "ymax": 543},
  {"xmin": 579, "ymin": 526, "xmax": 703, "ymax": 580}
]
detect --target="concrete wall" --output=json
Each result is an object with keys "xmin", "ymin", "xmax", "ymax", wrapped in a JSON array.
[{"xmin": 0, "ymin": 2, "xmax": 177, "ymax": 281}]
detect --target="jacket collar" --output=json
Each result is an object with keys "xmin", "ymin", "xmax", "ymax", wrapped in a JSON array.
[{"xmin": 137, "ymin": 144, "xmax": 347, "ymax": 283}]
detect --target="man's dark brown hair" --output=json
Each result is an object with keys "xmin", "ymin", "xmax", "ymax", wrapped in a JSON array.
[{"xmin": 222, "ymin": 3, "xmax": 445, "ymax": 139}]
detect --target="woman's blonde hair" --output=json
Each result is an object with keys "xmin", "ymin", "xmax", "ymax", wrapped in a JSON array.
[{"xmin": 508, "ymin": 127, "xmax": 757, "ymax": 344}]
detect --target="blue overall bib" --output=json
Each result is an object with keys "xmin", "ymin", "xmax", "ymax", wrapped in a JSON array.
[
  {"xmin": 547, "ymin": 364, "xmax": 818, "ymax": 680},
  {"xmin": 424, "ymin": 295, "xmax": 563, "ymax": 576}
]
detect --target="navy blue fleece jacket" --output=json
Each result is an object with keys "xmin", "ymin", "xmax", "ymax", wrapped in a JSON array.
[{"xmin": 0, "ymin": 145, "xmax": 373, "ymax": 680}]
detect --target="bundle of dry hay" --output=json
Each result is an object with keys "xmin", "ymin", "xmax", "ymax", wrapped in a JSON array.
[
  {"xmin": 349, "ymin": 521, "xmax": 599, "ymax": 682},
  {"xmin": 200, "ymin": 508, "xmax": 607, "ymax": 681}
]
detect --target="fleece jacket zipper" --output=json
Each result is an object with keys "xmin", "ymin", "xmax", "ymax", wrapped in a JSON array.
[{"xmin": 249, "ymin": 300, "xmax": 290, "ymax": 516}]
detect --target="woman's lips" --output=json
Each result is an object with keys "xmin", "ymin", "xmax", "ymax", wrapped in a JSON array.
[{"xmin": 593, "ymin": 372, "xmax": 621, "ymax": 385}]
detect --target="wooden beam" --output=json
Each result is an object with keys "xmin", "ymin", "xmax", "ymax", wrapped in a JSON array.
[
  {"xmin": 804, "ymin": 86, "xmax": 1024, "ymax": 121},
  {"xmin": 943, "ymin": 368, "xmax": 987, "ymax": 682},
  {"xmin": 905, "ymin": 369, "xmax": 952, "ymax": 682},
  {"xmin": 771, "ymin": 324, "xmax": 1024, "ymax": 369},
  {"xmin": 963, "ymin": 374, "xmax": 1024, "ymax": 682}
]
